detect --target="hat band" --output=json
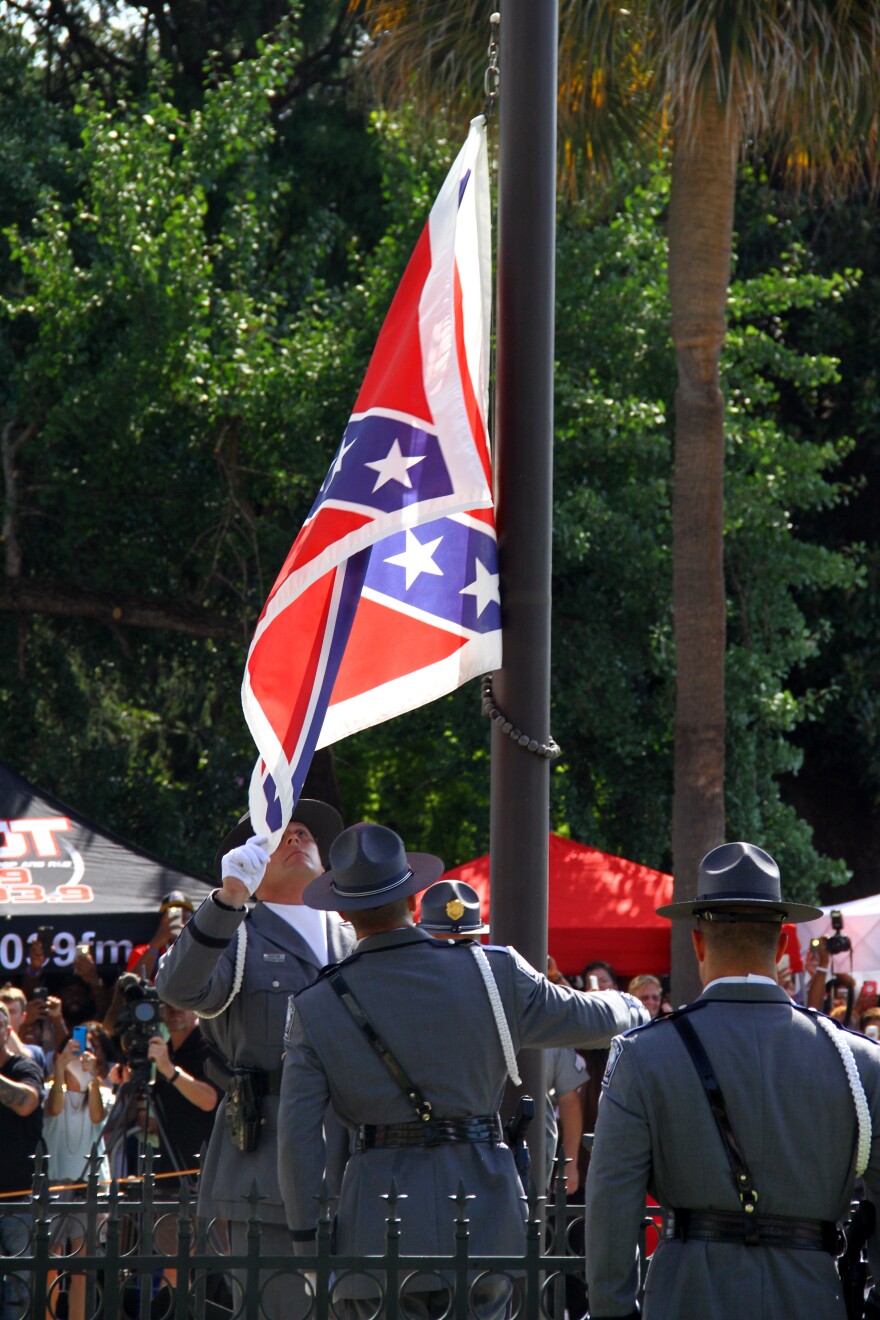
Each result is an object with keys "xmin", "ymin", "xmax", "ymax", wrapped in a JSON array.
[
  {"xmin": 697, "ymin": 910, "xmax": 786, "ymax": 924},
  {"xmin": 695, "ymin": 889, "xmax": 783, "ymax": 903},
  {"xmin": 331, "ymin": 866, "xmax": 414, "ymax": 900}
]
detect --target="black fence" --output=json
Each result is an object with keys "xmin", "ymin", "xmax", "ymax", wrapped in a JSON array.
[{"xmin": 0, "ymin": 1146, "xmax": 660, "ymax": 1319}]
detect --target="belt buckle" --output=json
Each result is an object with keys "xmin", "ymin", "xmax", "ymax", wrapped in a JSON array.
[{"xmin": 423, "ymin": 1119, "xmax": 442, "ymax": 1147}]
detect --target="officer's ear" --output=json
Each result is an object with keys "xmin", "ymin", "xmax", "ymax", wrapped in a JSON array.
[
  {"xmin": 775, "ymin": 927, "xmax": 789, "ymax": 965},
  {"xmin": 407, "ymin": 895, "xmax": 418, "ymax": 913},
  {"xmin": 691, "ymin": 927, "xmax": 706, "ymax": 964}
]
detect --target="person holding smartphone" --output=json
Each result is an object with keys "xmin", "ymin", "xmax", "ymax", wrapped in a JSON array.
[
  {"xmin": 44, "ymin": 1025, "xmax": 113, "ymax": 1320},
  {"xmin": 0, "ymin": 984, "xmax": 48, "ymax": 1075}
]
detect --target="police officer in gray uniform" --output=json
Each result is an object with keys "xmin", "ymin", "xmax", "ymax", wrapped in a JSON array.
[
  {"xmin": 585, "ymin": 841, "xmax": 880, "ymax": 1320},
  {"xmin": 279, "ymin": 823, "xmax": 647, "ymax": 1318},
  {"xmin": 156, "ymin": 800, "xmax": 354, "ymax": 1318},
  {"xmin": 418, "ymin": 878, "xmax": 587, "ymax": 1193}
]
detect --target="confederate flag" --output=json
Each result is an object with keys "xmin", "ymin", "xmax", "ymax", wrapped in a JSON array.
[{"xmin": 243, "ymin": 117, "xmax": 501, "ymax": 844}]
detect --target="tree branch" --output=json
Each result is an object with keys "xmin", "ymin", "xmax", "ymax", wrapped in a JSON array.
[{"xmin": 0, "ymin": 578, "xmax": 236, "ymax": 639}]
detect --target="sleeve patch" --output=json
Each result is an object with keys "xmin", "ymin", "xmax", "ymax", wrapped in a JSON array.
[{"xmin": 602, "ymin": 1035, "xmax": 625, "ymax": 1089}]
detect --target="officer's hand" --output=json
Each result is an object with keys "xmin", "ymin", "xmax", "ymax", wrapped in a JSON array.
[{"xmin": 220, "ymin": 835, "xmax": 271, "ymax": 903}]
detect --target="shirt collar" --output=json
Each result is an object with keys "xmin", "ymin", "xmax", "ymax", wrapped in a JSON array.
[{"xmin": 703, "ymin": 973, "xmax": 779, "ymax": 992}]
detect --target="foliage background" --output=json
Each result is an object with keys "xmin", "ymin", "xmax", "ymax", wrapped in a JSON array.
[{"xmin": 1, "ymin": 2, "xmax": 878, "ymax": 907}]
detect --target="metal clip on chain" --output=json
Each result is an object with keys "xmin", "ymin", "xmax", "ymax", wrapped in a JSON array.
[{"xmin": 483, "ymin": 12, "xmax": 500, "ymax": 120}]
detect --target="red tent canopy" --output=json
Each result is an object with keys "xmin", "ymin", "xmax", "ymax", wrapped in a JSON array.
[{"xmin": 435, "ymin": 832, "xmax": 673, "ymax": 981}]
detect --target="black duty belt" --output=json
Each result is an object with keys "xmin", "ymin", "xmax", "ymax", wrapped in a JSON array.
[
  {"xmin": 353, "ymin": 1113, "xmax": 502, "ymax": 1154},
  {"xmin": 229, "ymin": 1068, "xmax": 282, "ymax": 1097},
  {"xmin": 668, "ymin": 1208, "xmax": 843, "ymax": 1255}
]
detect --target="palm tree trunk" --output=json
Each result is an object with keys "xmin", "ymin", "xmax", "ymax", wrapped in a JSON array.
[{"xmin": 668, "ymin": 95, "xmax": 740, "ymax": 1004}]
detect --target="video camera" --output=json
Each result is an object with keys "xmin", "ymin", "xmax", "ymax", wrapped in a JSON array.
[
  {"xmin": 812, "ymin": 910, "xmax": 852, "ymax": 957},
  {"xmin": 114, "ymin": 973, "xmax": 163, "ymax": 1082}
]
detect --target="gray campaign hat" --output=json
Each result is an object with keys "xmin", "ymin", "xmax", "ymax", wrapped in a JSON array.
[
  {"xmin": 418, "ymin": 879, "xmax": 490, "ymax": 935},
  {"xmin": 213, "ymin": 799, "xmax": 343, "ymax": 880},
  {"xmin": 303, "ymin": 822, "xmax": 444, "ymax": 912},
  {"xmin": 655, "ymin": 841, "xmax": 823, "ymax": 923}
]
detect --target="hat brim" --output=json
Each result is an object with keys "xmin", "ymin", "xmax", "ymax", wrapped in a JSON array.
[
  {"xmin": 213, "ymin": 800, "xmax": 343, "ymax": 880},
  {"xmin": 656, "ymin": 896, "xmax": 824, "ymax": 923},
  {"xmin": 303, "ymin": 852, "xmax": 444, "ymax": 911}
]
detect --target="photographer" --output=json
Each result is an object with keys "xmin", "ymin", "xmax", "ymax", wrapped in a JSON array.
[
  {"xmin": 807, "ymin": 912, "xmax": 858, "ymax": 1019},
  {"xmin": 0, "ymin": 985, "xmax": 48, "ymax": 1075},
  {"xmin": 100, "ymin": 972, "xmax": 169, "ymax": 1181},
  {"xmin": 148, "ymin": 1003, "xmax": 221, "ymax": 1185}
]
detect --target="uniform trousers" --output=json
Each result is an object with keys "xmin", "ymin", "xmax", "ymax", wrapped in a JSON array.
[
  {"xmin": 229, "ymin": 1220, "xmax": 307, "ymax": 1320},
  {"xmin": 338, "ymin": 1275, "xmax": 513, "ymax": 1320}
]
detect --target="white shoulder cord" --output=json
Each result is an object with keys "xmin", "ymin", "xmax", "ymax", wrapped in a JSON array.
[
  {"xmin": 815, "ymin": 1012, "xmax": 872, "ymax": 1177},
  {"xmin": 469, "ymin": 944, "xmax": 521, "ymax": 1085},
  {"xmin": 197, "ymin": 922, "xmax": 248, "ymax": 1020}
]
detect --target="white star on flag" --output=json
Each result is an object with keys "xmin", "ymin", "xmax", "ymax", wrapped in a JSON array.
[
  {"xmin": 327, "ymin": 435, "xmax": 357, "ymax": 484},
  {"xmin": 385, "ymin": 529, "xmax": 445, "ymax": 590},
  {"xmin": 365, "ymin": 438, "xmax": 426, "ymax": 492},
  {"xmin": 460, "ymin": 557, "xmax": 501, "ymax": 617}
]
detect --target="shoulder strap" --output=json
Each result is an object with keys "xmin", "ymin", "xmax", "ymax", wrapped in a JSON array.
[
  {"xmin": 671, "ymin": 1014, "xmax": 760, "ymax": 1228},
  {"xmin": 326, "ymin": 969, "xmax": 433, "ymax": 1123},
  {"xmin": 198, "ymin": 922, "xmax": 248, "ymax": 1019}
]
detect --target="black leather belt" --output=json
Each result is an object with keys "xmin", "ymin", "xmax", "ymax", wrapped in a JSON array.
[
  {"xmin": 669, "ymin": 1209, "xmax": 843, "ymax": 1255},
  {"xmin": 354, "ymin": 1113, "xmax": 502, "ymax": 1153}
]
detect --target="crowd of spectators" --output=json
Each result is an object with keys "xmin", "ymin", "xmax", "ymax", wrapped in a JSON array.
[{"xmin": 0, "ymin": 896, "xmax": 223, "ymax": 1319}]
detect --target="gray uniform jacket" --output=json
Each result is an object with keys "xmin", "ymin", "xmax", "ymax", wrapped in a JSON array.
[
  {"xmin": 585, "ymin": 981, "xmax": 880, "ymax": 1319},
  {"xmin": 156, "ymin": 893, "xmax": 355, "ymax": 1224},
  {"xmin": 279, "ymin": 926, "xmax": 646, "ymax": 1260}
]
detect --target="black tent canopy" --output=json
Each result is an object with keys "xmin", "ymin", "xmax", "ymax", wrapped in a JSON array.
[{"xmin": 0, "ymin": 764, "xmax": 210, "ymax": 978}]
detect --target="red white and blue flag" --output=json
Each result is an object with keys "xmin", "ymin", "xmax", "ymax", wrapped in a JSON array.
[{"xmin": 243, "ymin": 117, "xmax": 501, "ymax": 845}]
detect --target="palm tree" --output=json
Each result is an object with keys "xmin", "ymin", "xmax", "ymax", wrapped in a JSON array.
[{"xmin": 350, "ymin": 0, "xmax": 880, "ymax": 1000}]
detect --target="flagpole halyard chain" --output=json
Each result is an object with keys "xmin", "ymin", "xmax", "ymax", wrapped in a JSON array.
[
  {"xmin": 483, "ymin": 12, "xmax": 500, "ymax": 119},
  {"xmin": 481, "ymin": 674, "xmax": 561, "ymax": 759}
]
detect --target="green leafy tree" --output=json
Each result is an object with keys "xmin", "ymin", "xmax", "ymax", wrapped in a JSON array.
[
  {"xmin": 551, "ymin": 165, "xmax": 857, "ymax": 905},
  {"xmin": 0, "ymin": 28, "xmax": 390, "ymax": 868}
]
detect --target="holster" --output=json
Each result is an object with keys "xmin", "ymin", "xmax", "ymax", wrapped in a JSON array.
[{"xmin": 225, "ymin": 1071, "xmax": 263, "ymax": 1153}]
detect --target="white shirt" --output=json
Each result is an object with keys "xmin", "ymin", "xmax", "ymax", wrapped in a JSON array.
[{"xmin": 263, "ymin": 903, "xmax": 328, "ymax": 967}]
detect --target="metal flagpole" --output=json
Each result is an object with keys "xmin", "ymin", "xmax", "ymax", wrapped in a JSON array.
[{"xmin": 489, "ymin": 0, "xmax": 558, "ymax": 1186}]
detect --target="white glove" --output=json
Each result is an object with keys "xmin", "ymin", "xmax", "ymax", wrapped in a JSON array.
[{"xmin": 221, "ymin": 835, "xmax": 271, "ymax": 896}]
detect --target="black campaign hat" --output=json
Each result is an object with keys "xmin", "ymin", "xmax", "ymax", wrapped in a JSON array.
[
  {"xmin": 655, "ymin": 841, "xmax": 823, "ymax": 923},
  {"xmin": 213, "ymin": 799, "xmax": 343, "ymax": 880},
  {"xmin": 418, "ymin": 879, "xmax": 490, "ymax": 935},
  {"xmin": 303, "ymin": 822, "xmax": 444, "ymax": 911}
]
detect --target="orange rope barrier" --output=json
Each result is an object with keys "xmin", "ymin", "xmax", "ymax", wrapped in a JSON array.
[{"xmin": 0, "ymin": 1168, "xmax": 201, "ymax": 1200}]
